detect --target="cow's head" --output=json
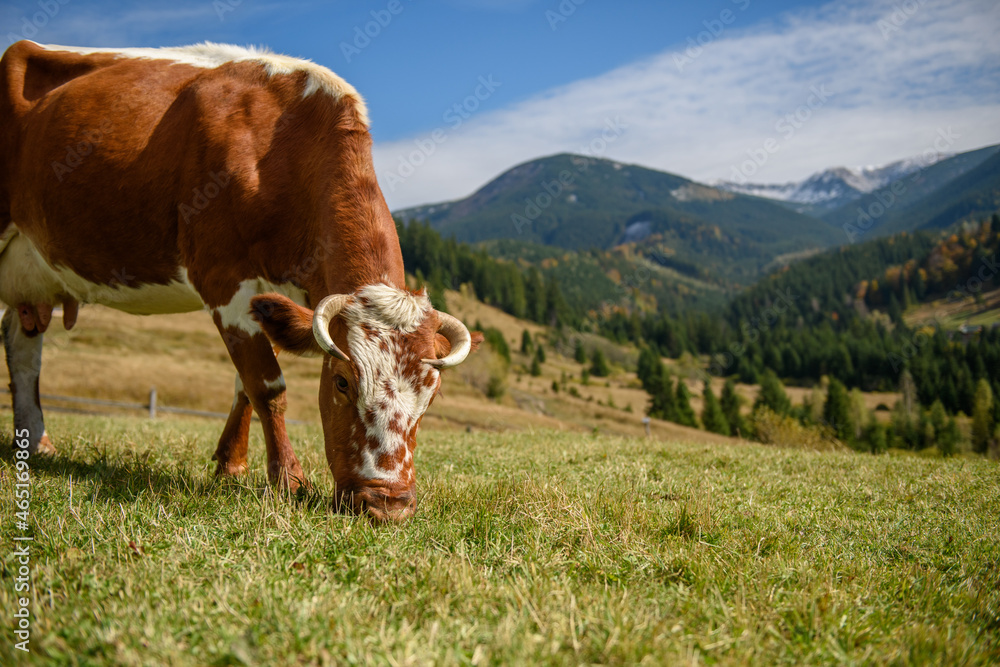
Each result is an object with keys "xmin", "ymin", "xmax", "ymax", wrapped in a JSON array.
[{"xmin": 251, "ymin": 284, "xmax": 479, "ymax": 522}]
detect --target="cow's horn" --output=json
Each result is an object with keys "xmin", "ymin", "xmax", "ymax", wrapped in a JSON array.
[
  {"xmin": 423, "ymin": 312, "xmax": 472, "ymax": 369},
  {"xmin": 312, "ymin": 294, "xmax": 351, "ymax": 361}
]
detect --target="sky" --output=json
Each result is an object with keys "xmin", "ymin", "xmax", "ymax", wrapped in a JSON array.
[{"xmin": 3, "ymin": 0, "xmax": 999, "ymax": 209}]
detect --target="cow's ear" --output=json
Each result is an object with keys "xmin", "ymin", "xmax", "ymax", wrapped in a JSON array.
[
  {"xmin": 250, "ymin": 294, "xmax": 324, "ymax": 356},
  {"xmin": 469, "ymin": 330, "xmax": 484, "ymax": 353},
  {"xmin": 433, "ymin": 330, "xmax": 484, "ymax": 360}
]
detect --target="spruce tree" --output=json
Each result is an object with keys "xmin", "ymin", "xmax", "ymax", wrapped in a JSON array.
[
  {"xmin": 701, "ymin": 382, "xmax": 730, "ymax": 435},
  {"xmin": 754, "ymin": 369, "xmax": 791, "ymax": 416},
  {"xmin": 675, "ymin": 380, "xmax": 698, "ymax": 428},
  {"xmin": 972, "ymin": 378, "xmax": 994, "ymax": 454},
  {"xmin": 823, "ymin": 377, "xmax": 854, "ymax": 443},
  {"xmin": 637, "ymin": 347, "xmax": 662, "ymax": 391},
  {"xmin": 867, "ymin": 420, "xmax": 888, "ymax": 454},
  {"xmin": 520, "ymin": 329, "xmax": 533, "ymax": 355},
  {"xmin": 938, "ymin": 416, "xmax": 961, "ymax": 457},
  {"xmin": 720, "ymin": 378, "xmax": 744, "ymax": 436},
  {"xmin": 530, "ymin": 354, "xmax": 542, "ymax": 377},
  {"xmin": 574, "ymin": 340, "xmax": 587, "ymax": 364},
  {"xmin": 929, "ymin": 400, "xmax": 947, "ymax": 439},
  {"xmin": 648, "ymin": 373, "xmax": 678, "ymax": 422},
  {"xmin": 590, "ymin": 348, "xmax": 610, "ymax": 377},
  {"xmin": 524, "ymin": 268, "xmax": 546, "ymax": 323}
]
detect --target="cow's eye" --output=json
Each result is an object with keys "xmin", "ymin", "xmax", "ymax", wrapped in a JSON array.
[{"xmin": 334, "ymin": 375, "xmax": 350, "ymax": 393}]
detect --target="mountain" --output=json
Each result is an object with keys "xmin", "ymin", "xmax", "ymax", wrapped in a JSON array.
[
  {"xmin": 395, "ymin": 154, "xmax": 842, "ymax": 285},
  {"xmin": 820, "ymin": 144, "xmax": 1000, "ymax": 239},
  {"xmin": 717, "ymin": 154, "xmax": 954, "ymax": 215}
]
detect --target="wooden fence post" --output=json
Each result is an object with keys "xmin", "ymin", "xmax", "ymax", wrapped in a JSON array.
[{"xmin": 149, "ymin": 387, "xmax": 157, "ymax": 419}]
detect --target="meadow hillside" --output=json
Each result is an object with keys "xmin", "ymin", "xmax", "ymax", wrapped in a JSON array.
[
  {"xmin": 15, "ymin": 292, "xmax": 743, "ymax": 445},
  {"xmin": 1, "ymin": 414, "xmax": 998, "ymax": 665},
  {"xmin": 1, "ymin": 286, "xmax": 997, "ymax": 664}
]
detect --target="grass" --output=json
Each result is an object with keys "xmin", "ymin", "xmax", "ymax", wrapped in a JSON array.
[
  {"xmin": 2, "ymin": 413, "xmax": 999, "ymax": 665},
  {"xmin": 904, "ymin": 286, "xmax": 1000, "ymax": 331}
]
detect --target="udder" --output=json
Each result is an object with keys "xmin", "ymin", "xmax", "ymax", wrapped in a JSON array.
[{"xmin": 0, "ymin": 228, "xmax": 79, "ymax": 334}]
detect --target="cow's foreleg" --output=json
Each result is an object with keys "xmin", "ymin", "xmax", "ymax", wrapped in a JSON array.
[
  {"xmin": 212, "ymin": 373, "xmax": 252, "ymax": 477},
  {"xmin": 1, "ymin": 309, "xmax": 55, "ymax": 455},
  {"xmin": 213, "ymin": 316, "xmax": 307, "ymax": 491}
]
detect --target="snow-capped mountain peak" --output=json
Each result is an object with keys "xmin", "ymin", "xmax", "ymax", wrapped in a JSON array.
[{"xmin": 716, "ymin": 153, "xmax": 953, "ymax": 211}]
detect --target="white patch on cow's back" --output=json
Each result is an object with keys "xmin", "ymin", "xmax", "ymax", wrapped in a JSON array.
[
  {"xmin": 0, "ymin": 226, "xmax": 204, "ymax": 315},
  {"xmin": 37, "ymin": 41, "xmax": 369, "ymax": 124},
  {"xmin": 214, "ymin": 277, "xmax": 308, "ymax": 335}
]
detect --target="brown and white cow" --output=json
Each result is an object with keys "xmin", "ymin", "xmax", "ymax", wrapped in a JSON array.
[{"xmin": 0, "ymin": 41, "xmax": 479, "ymax": 521}]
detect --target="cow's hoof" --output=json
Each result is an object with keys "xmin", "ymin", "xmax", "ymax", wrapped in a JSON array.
[
  {"xmin": 34, "ymin": 434, "xmax": 57, "ymax": 456},
  {"xmin": 214, "ymin": 460, "xmax": 249, "ymax": 477},
  {"xmin": 269, "ymin": 465, "xmax": 310, "ymax": 494}
]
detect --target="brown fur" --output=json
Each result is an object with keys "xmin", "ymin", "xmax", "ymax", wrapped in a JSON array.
[{"xmin": 0, "ymin": 41, "xmax": 478, "ymax": 520}]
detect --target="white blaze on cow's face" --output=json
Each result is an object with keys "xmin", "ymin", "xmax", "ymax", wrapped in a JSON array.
[{"xmin": 320, "ymin": 285, "xmax": 441, "ymax": 520}]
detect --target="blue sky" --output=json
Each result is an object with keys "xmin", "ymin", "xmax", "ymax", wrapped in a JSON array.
[{"xmin": 3, "ymin": 0, "xmax": 999, "ymax": 208}]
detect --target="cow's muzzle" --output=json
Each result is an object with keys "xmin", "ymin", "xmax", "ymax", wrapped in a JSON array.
[{"xmin": 346, "ymin": 487, "xmax": 416, "ymax": 523}]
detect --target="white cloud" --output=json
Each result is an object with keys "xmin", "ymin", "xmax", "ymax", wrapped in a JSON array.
[{"xmin": 374, "ymin": 0, "xmax": 1000, "ymax": 210}]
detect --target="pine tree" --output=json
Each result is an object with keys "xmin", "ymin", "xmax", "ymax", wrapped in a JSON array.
[
  {"xmin": 867, "ymin": 420, "xmax": 888, "ymax": 454},
  {"xmin": 971, "ymin": 378, "xmax": 994, "ymax": 454},
  {"xmin": 524, "ymin": 268, "xmax": 546, "ymax": 323},
  {"xmin": 823, "ymin": 377, "xmax": 854, "ymax": 443},
  {"xmin": 675, "ymin": 380, "xmax": 698, "ymax": 428},
  {"xmin": 637, "ymin": 347, "xmax": 662, "ymax": 391},
  {"xmin": 754, "ymin": 369, "xmax": 791, "ymax": 416},
  {"xmin": 888, "ymin": 294, "xmax": 903, "ymax": 324},
  {"xmin": 574, "ymin": 340, "xmax": 587, "ymax": 364},
  {"xmin": 701, "ymin": 382, "xmax": 729, "ymax": 435},
  {"xmin": 929, "ymin": 400, "xmax": 947, "ymax": 439},
  {"xmin": 536, "ymin": 342, "xmax": 546, "ymax": 363},
  {"xmin": 530, "ymin": 355, "xmax": 542, "ymax": 377},
  {"xmin": 544, "ymin": 278, "xmax": 569, "ymax": 327},
  {"xmin": 520, "ymin": 329, "xmax": 533, "ymax": 355},
  {"xmin": 720, "ymin": 378, "xmax": 744, "ymax": 436},
  {"xmin": 590, "ymin": 348, "xmax": 610, "ymax": 377},
  {"xmin": 899, "ymin": 369, "xmax": 918, "ymax": 420},
  {"xmin": 648, "ymin": 373, "xmax": 678, "ymax": 422},
  {"xmin": 938, "ymin": 416, "xmax": 961, "ymax": 457}
]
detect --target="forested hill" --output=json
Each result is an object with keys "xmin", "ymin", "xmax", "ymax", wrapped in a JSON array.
[
  {"xmin": 398, "ymin": 210, "xmax": 1000, "ymax": 429},
  {"xmin": 726, "ymin": 232, "xmax": 938, "ymax": 328},
  {"xmin": 396, "ymin": 153, "xmax": 841, "ymax": 285}
]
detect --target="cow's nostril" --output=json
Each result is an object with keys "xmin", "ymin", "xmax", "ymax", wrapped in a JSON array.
[{"xmin": 351, "ymin": 489, "xmax": 416, "ymax": 523}]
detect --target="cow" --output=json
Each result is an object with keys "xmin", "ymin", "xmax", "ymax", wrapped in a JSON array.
[{"xmin": 0, "ymin": 41, "xmax": 480, "ymax": 522}]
